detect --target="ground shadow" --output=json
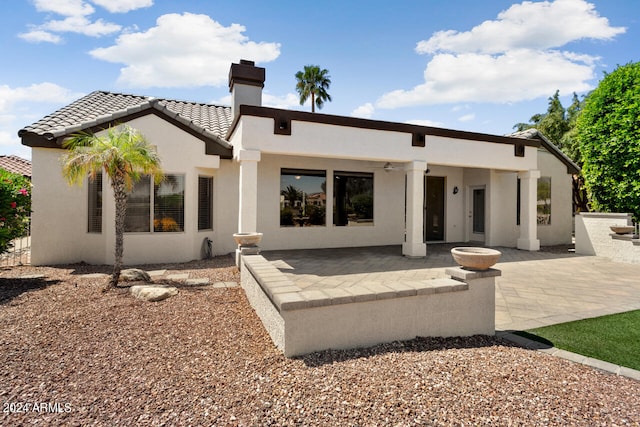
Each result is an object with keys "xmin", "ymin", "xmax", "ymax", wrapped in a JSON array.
[
  {"xmin": 0, "ymin": 277, "xmax": 62, "ymax": 305},
  {"xmin": 64, "ymin": 254, "xmax": 237, "ymax": 276},
  {"xmin": 297, "ymin": 334, "xmax": 522, "ymax": 367},
  {"xmin": 262, "ymin": 244, "xmax": 580, "ymax": 277}
]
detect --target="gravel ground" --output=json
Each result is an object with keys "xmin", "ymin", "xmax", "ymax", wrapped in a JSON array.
[{"xmin": 1, "ymin": 256, "xmax": 638, "ymax": 426}]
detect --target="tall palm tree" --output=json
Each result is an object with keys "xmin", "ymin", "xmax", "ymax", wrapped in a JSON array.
[
  {"xmin": 295, "ymin": 65, "xmax": 332, "ymax": 112},
  {"xmin": 61, "ymin": 125, "xmax": 163, "ymax": 289}
]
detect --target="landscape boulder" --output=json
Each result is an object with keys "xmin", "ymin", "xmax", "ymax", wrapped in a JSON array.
[
  {"xmin": 130, "ymin": 285, "xmax": 178, "ymax": 302},
  {"xmin": 120, "ymin": 268, "xmax": 152, "ymax": 282}
]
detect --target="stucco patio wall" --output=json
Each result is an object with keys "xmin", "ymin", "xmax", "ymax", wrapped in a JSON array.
[
  {"xmin": 240, "ymin": 253, "xmax": 498, "ymax": 357},
  {"xmin": 575, "ymin": 213, "xmax": 637, "ymax": 260}
]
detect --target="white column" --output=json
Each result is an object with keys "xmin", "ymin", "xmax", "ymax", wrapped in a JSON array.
[
  {"xmin": 517, "ymin": 169, "xmax": 541, "ymax": 251},
  {"xmin": 403, "ymin": 160, "xmax": 427, "ymax": 258},
  {"xmin": 237, "ymin": 149, "xmax": 261, "ymax": 233}
]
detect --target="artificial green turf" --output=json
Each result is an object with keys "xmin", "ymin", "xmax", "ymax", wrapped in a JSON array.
[{"xmin": 521, "ymin": 310, "xmax": 640, "ymax": 371}]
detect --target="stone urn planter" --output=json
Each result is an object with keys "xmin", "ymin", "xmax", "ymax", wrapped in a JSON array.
[
  {"xmin": 233, "ymin": 232, "xmax": 263, "ymax": 247},
  {"xmin": 610, "ymin": 225, "xmax": 635, "ymax": 235},
  {"xmin": 451, "ymin": 247, "xmax": 502, "ymax": 270}
]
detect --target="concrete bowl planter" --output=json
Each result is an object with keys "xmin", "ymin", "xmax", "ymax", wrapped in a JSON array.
[
  {"xmin": 451, "ymin": 247, "xmax": 502, "ymax": 270},
  {"xmin": 610, "ymin": 225, "xmax": 635, "ymax": 235},
  {"xmin": 233, "ymin": 232, "xmax": 263, "ymax": 247}
]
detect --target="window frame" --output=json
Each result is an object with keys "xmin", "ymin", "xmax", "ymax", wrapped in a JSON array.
[
  {"xmin": 280, "ymin": 168, "xmax": 327, "ymax": 227},
  {"xmin": 333, "ymin": 171, "xmax": 374, "ymax": 227},
  {"xmin": 87, "ymin": 172, "xmax": 103, "ymax": 233},
  {"xmin": 198, "ymin": 176, "xmax": 213, "ymax": 231},
  {"xmin": 123, "ymin": 174, "xmax": 186, "ymax": 233}
]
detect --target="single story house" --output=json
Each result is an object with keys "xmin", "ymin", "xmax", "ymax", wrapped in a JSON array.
[
  {"xmin": 19, "ymin": 60, "xmax": 579, "ymax": 266},
  {"xmin": 0, "ymin": 155, "xmax": 32, "ymax": 178}
]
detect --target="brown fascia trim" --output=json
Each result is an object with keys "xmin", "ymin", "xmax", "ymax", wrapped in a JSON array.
[
  {"xmin": 20, "ymin": 109, "xmax": 233, "ymax": 159},
  {"xmin": 536, "ymin": 135, "xmax": 581, "ymax": 175},
  {"xmin": 227, "ymin": 105, "xmax": 540, "ymax": 151}
]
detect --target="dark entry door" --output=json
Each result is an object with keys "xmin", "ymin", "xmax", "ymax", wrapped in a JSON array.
[
  {"xmin": 473, "ymin": 188, "xmax": 485, "ymax": 234},
  {"xmin": 425, "ymin": 176, "xmax": 445, "ymax": 241}
]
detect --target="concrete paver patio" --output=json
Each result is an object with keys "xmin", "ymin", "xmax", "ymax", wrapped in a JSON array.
[{"xmin": 261, "ymin": 244, "xmax": 640, "ymax": 332}]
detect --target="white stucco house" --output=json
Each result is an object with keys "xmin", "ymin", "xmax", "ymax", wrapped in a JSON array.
[{"xmin": 19, "ymin": 60, "xmax": 579, "ymax": 266}]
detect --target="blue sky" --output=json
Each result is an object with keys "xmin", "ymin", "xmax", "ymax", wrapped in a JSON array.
[{"xmin": 0, "ymin": 0, "xmax": 637, "ymax": 159}]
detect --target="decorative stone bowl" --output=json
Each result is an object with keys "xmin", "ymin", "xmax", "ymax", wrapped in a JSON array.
[
  {"xmin": 233, "ymin": 232, "xmax": 263, "ymax": 247},
  {"xmin": 610, "ymin": 225, "xmax": 635, "ymax": 235},
  {"xmin": 451, "ymin": 247, "xmax": 502, "ymax": 270}
]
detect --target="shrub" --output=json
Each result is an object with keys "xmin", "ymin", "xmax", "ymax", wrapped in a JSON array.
[{"xmin": 0, "ymin": 170, "xmax": 31, "ymax": 254}]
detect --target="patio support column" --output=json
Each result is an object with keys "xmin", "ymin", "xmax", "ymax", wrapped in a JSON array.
[
  {"xmin": 237, "ymin": 149, "xmax": 261, "ymax": 233},
  {"xmin": 517, "ymin": 169, "xmax": 540, "ymax": 251},
  {"xmin": 403, "ymin": 160, "xmax": 427, "ymax": 258}
]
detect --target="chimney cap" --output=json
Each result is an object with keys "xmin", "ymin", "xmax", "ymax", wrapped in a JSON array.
[{"xmin": 229, "ymin": 60, "xmax": 265, "ymax": 92}]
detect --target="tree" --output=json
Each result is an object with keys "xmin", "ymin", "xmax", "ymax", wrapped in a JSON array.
[
  {"xmin": 295, "ymin": 65, "xmax": 332, "ymax": 112},
  {"xmin": 61, "ymin": 125, "xmax": 163, "ymax": 288},
  {"xmin": 577, "ymin": 62, "xmax": 640, "ymax": 220},
  {"xmin": 0, "ymin": 170, "xmax": 31, "ymax": 255},
  {"xmin": 513, "ymin": 90, "xmax": 582, "ymax": 154},
  {"xmin": 559, "ymin": 93, "xmax": 584, "ymax": 164}
]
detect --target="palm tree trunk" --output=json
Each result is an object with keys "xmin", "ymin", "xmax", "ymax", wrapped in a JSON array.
[
  {"xmin": 311, "ymin": 92, "xmax": 315, "ymax": 113},
  {"xmin": 109, "ymin": 174, "xmax": 127, "ymax": 288}
]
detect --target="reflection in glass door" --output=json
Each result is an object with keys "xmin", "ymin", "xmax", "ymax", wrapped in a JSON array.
[
  {"xmin": 425, "ymin": 176, "xmax": 445, "ymax": 241},
  {"xmin": 472, "ymin": 188, "xmax": 485, "ymax": 234}
]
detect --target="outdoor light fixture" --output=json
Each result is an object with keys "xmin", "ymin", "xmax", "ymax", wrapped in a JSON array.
[
  {"xmin": 453, "ymin": 186, "xmax": 459, "ymax": 194},
  {"xmin": 383, "ymin": 162, "xmax": 394, "ymax": 172}
]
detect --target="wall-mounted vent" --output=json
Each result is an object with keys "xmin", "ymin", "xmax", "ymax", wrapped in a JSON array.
[
  {"xmin": 412, "ymin": 133, "xmax": 426, "ymax": 147},
  {"xmin": 274, "ymin": 116, "xmax": 291, "ymax": 135},
  {"xmin": 514, "ymin": 142, "xmax": 525, "ymax": 157}
]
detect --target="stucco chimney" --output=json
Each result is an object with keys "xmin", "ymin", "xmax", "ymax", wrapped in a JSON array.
[{"xmin": 229, "ymin": 59, "xmax": 265, "ymax": 119}]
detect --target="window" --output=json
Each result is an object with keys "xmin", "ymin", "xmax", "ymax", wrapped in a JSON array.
[
  {"xmin": 333, "ymin": 171, "xmax": 374, "ymax": 226},
  {"xmin": 124, "ymin": 175, "xmax": 185, "ymax": 233},
  {"xmin": 280, "ymin": 169, "xmax": 326, "ymax": 227},
  {"xmin": 198, "ymin": 176, "xmax": 213, "ymax": 230},
  {"xmin": 537, "ymin": 176, "xmax": 551, "ymax": 225},
  {"xmin": 125, "ymin": 176, "xmax": 151, "ymax": 232},
  {"xmin": 88, "ymin": 172, "xmax": 102, "ymax": 233},
  {"xmin": 516, "ymin": 178, "xmax": 521, "ymax": 226}
]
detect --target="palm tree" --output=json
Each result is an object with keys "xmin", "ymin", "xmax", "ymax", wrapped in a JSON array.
[
  {"xmin": 61, "ymin": 125, "xmax": 163, "ymax": 289},
  {"xmin": 295, "ymin": 65, "xmax": 332, "ymax": 112}
]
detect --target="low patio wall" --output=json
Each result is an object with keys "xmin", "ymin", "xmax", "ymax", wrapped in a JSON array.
[
  {"xmin": 575, "ymin": 213, "xmax": 640, "ymax": 264},
  {"xmin": 240, "ymin": 253, "xmax": 498, "ymax": 357}
]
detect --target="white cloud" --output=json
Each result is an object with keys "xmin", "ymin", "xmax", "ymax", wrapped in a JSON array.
[
  {"xmin": 458, "ymin": 113, "xmax": 475, "ymax": 122},
  {"xmin": 351, "ymin": 103, "xmax": 375, "ymax": 119},
  {"xmin": 263, "ymin": 93, "xmax": 300, "ymax": 110},
  {"xmin": 32, "ymin": 0, "xmax": 95, "ymax": 16},
  {"xmin": 0, "ymin": 83, "xmax": 83, "ymax": 113},
  {"xmin": 18, "ymin": 30, "xmax": 63, "ymax": 44},
  {"xmin": 21, "ymin": 0, "xmax": 127, "ymax": 43},
  {"xmin": 0, "ymin": 83, "xmax": 84, "ymax": 157},
  {"xmin": 90, "ymin": 0, "xmax": 153, "ymax": 13},
  {"xmin": 416, "ymin": 0, "xmax": 625, "ymax": 55},
  {"xmin": 406, "ymin": 119, "xmax": 444, "ymax": 127},
  {"xmin": 41, "ymin": 16, "xmax": 122, "ymax": 37},
  {"xmin": 90, "ymin": 13, "xmax": 281, "ymax": 88},
  {"xmin": 376, "ymin": 0, "xmax": 624, "ymax": 110}
]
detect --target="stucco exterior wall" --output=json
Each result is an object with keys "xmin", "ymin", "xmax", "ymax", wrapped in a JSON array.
[
  {"xmin": 488, "ymin": 170, "xmax": 519, "ymax": 247},
  {"xmin": 255, "ymin": 154, "xmax": 405, "ymax": 251},
  {"xmin": 31, "ymin": 147, "xmax": 108, "ymax": 265},
  {"xmin": 536, "ymin": 148, "xmax": 574, "ymax": 246},
  {"xmin": 575, "ymin": 212, "xmax": 633, "ymax": 257},
  {"xmin": 30, "ymin": 115, "xmax": 230, "ymax": 265}
]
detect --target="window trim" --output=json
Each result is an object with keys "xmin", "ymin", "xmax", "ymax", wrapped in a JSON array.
[
  {"xmin": 87, "ymin": 172, "xmax": 102, "ymax": 233},
  {"xmin": 198, "ymin": 175, "xmax": 213, "ymax": 231}
]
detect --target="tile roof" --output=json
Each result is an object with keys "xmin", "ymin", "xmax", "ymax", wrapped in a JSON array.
[
  {"xmin": 508, "ymin": 129, "xmax": 580, "ymax": 174},
  {"xmin": 18, "ymin": 90, "xmax": 233, "ymax": 149},
  {"xmin": 0, "ymin": 155, "xmax": 32, "ymax": 177}
]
